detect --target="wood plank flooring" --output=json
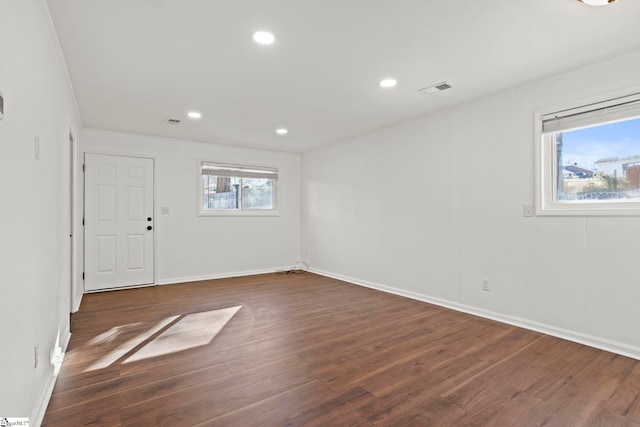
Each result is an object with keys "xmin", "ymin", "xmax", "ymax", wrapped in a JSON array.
[{"xmin": 43, "ymin": 272, "xmax": 640, "ymax": 426}]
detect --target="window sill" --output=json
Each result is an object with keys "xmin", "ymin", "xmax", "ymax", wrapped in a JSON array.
[
  {"xmin": 197, "ymin": 210, "xmax": 281, "ymax": 217},
  {"xmin": 536, "ymin": 200, "xmax": 640, "ymax": 216}
]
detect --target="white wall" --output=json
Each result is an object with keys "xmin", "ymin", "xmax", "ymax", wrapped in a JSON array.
[
  {"xmin": 79, "ymin": 129, "xmax": 301, "ymax": 284},
  {"xmin": 302, "ymin": 50, "xmax": 640, "ymax": 359},
  {"xmin": 0, "ymin": 0, "xmax": 81, "ymax": 423}
]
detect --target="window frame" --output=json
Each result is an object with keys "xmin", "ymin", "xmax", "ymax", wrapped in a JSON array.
[
  {"xmin": 197, "ymin": 161, "xmax": 280, "ymax": 217},
  {"xmin": 535, "ymin": 90, "xmax": 640, "ymax": 216}
]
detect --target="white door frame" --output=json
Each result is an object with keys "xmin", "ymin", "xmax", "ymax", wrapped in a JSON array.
[
  {"xmin": 83, "ymin": 151, "xmax": 157, "ymax": 292},
  {"xmin": 68, "ymin": 130, "xmax": 75, "ymax": 311}
]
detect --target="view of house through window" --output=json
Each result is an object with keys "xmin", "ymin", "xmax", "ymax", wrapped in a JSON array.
[
  {"xmin": 538, "ymin": 92, "xmax": 640, "ymax": 215},
  {"xmin": 555, "ymin": 117, "xmax": 640, "ymax": 202},
  {"xmin": 199, "ymin": 163, "xmax": 277, "ymax": 213}
]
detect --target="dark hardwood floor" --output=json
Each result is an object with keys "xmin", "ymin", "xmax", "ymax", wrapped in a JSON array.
[{"xmin": 43, "ymin": 273, "xmax": 640, "ymax": 426}]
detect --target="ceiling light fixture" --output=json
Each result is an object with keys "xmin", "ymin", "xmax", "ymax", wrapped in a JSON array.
[
  {"xmin": 578, "ymin": 0, "xmax": 616, "ymax": 5},
  {"xmin": 187, "ymin": 111, "xmax": 202, "ymax": 119},
  {"xmin": 252, "ymin": 31, "xmax": 275, "ymax": 45},
  {"xmin": 276, "ymin": 128, "xmax": 288, "ymax": 135},
  {"xmin": 379, "ymin": 79, "xmax": 397, "ymax": 88}
]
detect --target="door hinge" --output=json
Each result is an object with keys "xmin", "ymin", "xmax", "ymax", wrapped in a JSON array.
[
  {"xmin": 82, "ymin": 272, "xmax": 85, "ymax": 280},
  {"xmin": 82, "ymin": 218, "xmax": 85, "ymax": 226},
  {"xmin": 82, "ymin": 164, "xmax": 85, "ymax": 172}
]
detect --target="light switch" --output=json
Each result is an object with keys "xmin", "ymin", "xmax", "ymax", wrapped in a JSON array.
[{"xmin": 160, "ymin": 207, "xmax": 170, "ymax": 214}]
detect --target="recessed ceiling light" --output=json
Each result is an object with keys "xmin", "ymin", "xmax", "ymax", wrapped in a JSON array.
[
  {"xmin": 252, "ymin": 31, "xmax": 275, "ymax": 45},
  {"xmin": 187, "ymin": 111, "xmax": 202, "ymax": 119},
  {"xmin": 578, "ymin": 0, "xmax": 616, "ymax": 5},
  {"xmin": 276, "ymin": 128, "xmax": 288, "ymax": 135},
  {"xmin": 379, "ymin": 79, "xmax": 397, "ymax": 88}
]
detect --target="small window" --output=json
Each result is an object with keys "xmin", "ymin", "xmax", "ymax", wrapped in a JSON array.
[
  {"xmin": 536, "ymin": 93, "xmax": 640, "ymax": 215},
  {"xmin": 198, "ymin": 162, "xmax": 278, "ymax": 216}
]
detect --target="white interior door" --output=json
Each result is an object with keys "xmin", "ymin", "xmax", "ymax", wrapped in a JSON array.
[{"xmin": 85, "ymin": 154, "xmax": 154, "ymax": 291}]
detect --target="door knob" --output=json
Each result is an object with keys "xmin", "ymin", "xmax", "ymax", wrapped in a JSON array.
[
  {"xmin": 147, "ymin": 217, "xmax": 152, "ymax": 221},
  {"xmin": 147, "ymin": 225, "xmax": 153, "ymax": 230}
]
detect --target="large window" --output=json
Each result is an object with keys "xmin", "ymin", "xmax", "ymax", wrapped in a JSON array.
[
  {"xmin": 198, "ymin": 162, "xmax": 278, "ymax": 215},
  {"xmin": 536, "ymin": 92, "xmax": 640, "ymax": 215}
]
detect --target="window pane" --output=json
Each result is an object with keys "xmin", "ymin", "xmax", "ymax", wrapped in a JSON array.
[
  {"xmin": 241, "ymin": 177, "xmax": 275, "ymax": 209},
  {"xmin": 556, "ymin": 117, "xmax": 640, "ymax": 202},
  {"xmin": 202, "ymin": 175, "xmax": 240, "ymax": 209},
  {"xmin": 199, "ymin": 162, "xmax": 278, "ymax": 214}
]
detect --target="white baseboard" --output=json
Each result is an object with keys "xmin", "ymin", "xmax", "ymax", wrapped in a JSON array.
[
  {"xmin": 72, "ymin": 289, "xmax": 83, "ymax": 313},
  {"xmin": 30, "ymin": 329, "xmax": 72, "ymax": 427},
  {"xmin": 310, "ymin": 268, "xmax": 640, "ymax": 361},
  {"xmin": 156, "ymin": 267, "xmax": 289, "ymax": 286}
]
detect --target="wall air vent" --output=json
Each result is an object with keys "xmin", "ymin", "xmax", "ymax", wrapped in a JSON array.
[
  {"xmin": 418, "ymin": 81, "xmax": 453, "ymax": 95},
  {"xmin": 165, "ymin": 118, "xmax": 181, "ymax": 125}
]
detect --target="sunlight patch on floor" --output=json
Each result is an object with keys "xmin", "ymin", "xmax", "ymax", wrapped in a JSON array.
[
  {"xmin": 85, "ymin": 316, "xmax": 179, "ymax": 372},
  {"xmin": 124, "ymin": 306, "xmax": 242, "ymax": 363},
  {"xmin": 88, "ymin": 322, "xmax": 143, "ymax": 346}
]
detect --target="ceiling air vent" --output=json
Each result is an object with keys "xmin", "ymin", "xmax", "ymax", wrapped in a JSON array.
[
  {"xmin": 418, "ymin": 82, "xmax": 453, "ymax": 95},
  {"xmin": 165, "ymin": 118, "xmax": 181, "ymax": 125}
]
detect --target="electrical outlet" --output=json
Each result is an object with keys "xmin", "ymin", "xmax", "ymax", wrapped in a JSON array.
[
  {"xmin": 51, "ymin": 346, "xmax": 63, "ymax": 365},
  {"xmin": 34, "ymin": 344, "xmax": 39, "ymax": 368},
  {"xmin": 305, "ymin": 248, "xmax": 309, "ymax": 256},
  {"xmin": 482, "ymin": 279, "xmax": 490, "ymax": 292}
]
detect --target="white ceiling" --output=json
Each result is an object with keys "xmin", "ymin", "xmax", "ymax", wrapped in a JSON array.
[{"xmin": 46, "ymin": 0, "xmax": 640, "ymax": 153}]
